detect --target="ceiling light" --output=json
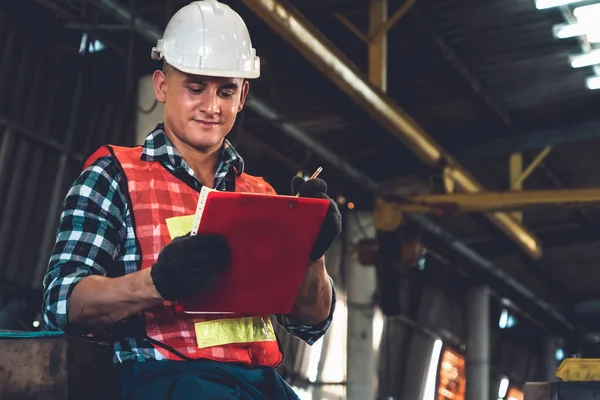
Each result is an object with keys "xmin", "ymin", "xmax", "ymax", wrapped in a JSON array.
[
  {"xmin": 574, "ymin": 3, "xmax": 600, "ymax": 42},
  {"xmin": 586, "ymin": 75, "xmax": 600, "ymax": 89},
  {"xmin": 499, "ymin": 309, "xmax": 508, "ymax": 329},
  {"xmin": 535, "ymin": 0, "xmax": 587, "ymax": 10},
  {"xmin": 570, "ymin": 49, "xmax": 600, "ymax": 68},
  {"xmin": 574, "ymin": 2, "xmax": 600, "ymax": 18},
  {"xmin": 553, "ymin": 21, "xmax": 600, "ymax": 43},
  {"xmin": 553, "ymin": 22, "xmax": 587, "ymax": 39},
  {"xmin": 422, "ymin": 339, "xmax": 443, "ymax": 400},
  {"xmin": 498, "ymin": 378, "xmax": 510, "ymax": 399}
]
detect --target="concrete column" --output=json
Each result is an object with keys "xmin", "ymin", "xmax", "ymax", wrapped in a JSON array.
[
  {"xmin": 136, "ymin": 74, "xmax": 164, "ymax": 145},
  {"xmin": 346, "ymin": 212, "xmax": 377, "ymax": 400},
  {"xmin": 541, "ymin": 335, "xmax": 561, "ymax": 382},
  {"xmin": 466, "ymin": 285, "xmax": 490, "ymax": 400}
]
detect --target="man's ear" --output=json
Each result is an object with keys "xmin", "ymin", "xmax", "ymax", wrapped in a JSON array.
[
  {"xmin": 237, "ymin": 80, "xmax": 250, "ymax": 112},
  {"xmin": 152, "ymin": 69, "xmax": 167, "ymax": 103}
]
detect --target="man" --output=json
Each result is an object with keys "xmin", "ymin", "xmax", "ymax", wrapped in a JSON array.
[{"xmin": 41, "ymin": 1, "xmax": 341, "ymax": 399}]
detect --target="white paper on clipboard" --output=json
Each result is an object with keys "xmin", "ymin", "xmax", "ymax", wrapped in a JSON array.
[{"xmin": 190, "ymin": 186, "xmax": 216, "ymax": 236}]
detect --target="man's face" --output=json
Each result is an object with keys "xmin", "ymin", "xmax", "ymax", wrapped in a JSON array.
[{"xmin": 153, "ymin": 65, "xmax": 249, "ymax": 151}]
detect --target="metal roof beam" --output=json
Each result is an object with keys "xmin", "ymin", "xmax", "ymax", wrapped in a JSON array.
[{"xmin": 460, "ymin": 119, "xmax": 600, "ymax": 161}]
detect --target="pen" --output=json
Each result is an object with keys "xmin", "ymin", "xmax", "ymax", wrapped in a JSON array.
[{"xmin": 296, "ymin": 167, "xmax": 323, "ymax": 197}]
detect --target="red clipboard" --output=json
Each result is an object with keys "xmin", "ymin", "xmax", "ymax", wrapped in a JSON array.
[{"xmin": 174, "ymin": 190, "xmax": 330, "ymax": 316}]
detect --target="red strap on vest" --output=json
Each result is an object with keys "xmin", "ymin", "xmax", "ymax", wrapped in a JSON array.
[{"xmin": 83, "ymin": 145, "xmax": 111, "ymax": 171}]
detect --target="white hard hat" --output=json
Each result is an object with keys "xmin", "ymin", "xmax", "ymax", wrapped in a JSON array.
[{"xmin": 151, "ymin": 0, "xmax": 260, "ymax": 79}]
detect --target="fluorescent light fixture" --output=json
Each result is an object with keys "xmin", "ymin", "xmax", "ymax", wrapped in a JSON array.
[
  {"xmin": 79, "ymin": 33, "xmax": 89, "ymax": 54},
  {"xmin": 574, "ymin": 2, "xmax": 600, "ymax": 18},
  {"xmin": 570, "ymin": 49, "xmax": 600, "ymax": 68},
  {"xmin": 422, "ymin": 339, "xmax": 443, "ymax": 400},
  {"xmin": 373, "ymin": 307, "xmax": 385, "ymax": 352},
  {"xmin": 574, "ymin": 3, "xmax": 600, "ymax": 43},
  {"xmin": 499, "ymin": 309, "xmax": 509, "ymax": 329},
  {"xmin": 78, "ymin": 33, "xmax": 106, "ymax": 55},
  {"xmin": 89, "ymin": 40, "xmax": 105, "ymax": 54},
  {"xmin": 536, "ymin": 0, "xmax": 587, "ymax": 9},
  {"xmin": 553, "ymin": 22, "xmax": 586, "ymax": 39},
  {"xmin": 507, "ymin": 314, "xmax": 516, "ymax": 328},
  {"xmin": 586, "ymin": 75, "xmax": 600, "ymax": 89},
  {"xmin": 498, "ymin": 377, "xmax": 510, "ymax": 399}
]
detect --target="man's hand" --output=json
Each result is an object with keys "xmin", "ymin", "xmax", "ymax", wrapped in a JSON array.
[
  {"xmin": 67, "ymin": 234, "xmax": 230, "ymax": 330},
  {"xmin": 150, "ymin": 234, "xmax": 231, "ymax": 300},
  {"xmin": 291, "ymin": 176, "xmax": 342, "ymax": 261}
]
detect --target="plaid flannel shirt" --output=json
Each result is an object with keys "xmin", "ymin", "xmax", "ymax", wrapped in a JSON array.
[{"xmin": 42, "ymin": 124, "xmax": 336, "ymax": 363}]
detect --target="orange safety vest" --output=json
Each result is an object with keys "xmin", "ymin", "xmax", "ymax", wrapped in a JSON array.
[{"xmin": 84, "ymin": 144, "xmax": 283, "ymax": 367}]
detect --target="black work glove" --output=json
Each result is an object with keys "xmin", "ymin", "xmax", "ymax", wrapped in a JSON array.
[
  {"xmin": 291, "ymin": 176, "xmax": 342, "ymax": 261},
  {"xmin": 150, "ymin": 234, "xmax": 231, "ymax": 301}
]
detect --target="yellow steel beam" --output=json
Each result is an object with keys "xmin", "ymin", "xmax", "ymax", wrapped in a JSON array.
[
  {"xmin": 406, "ymin": 188, "xmax": 600, "ymax": 213},
  {"xmin": 373, "ymin": 197, "xmax": 404, "ymax": 231},
  {"xmin": 510, "ymin": 153, "xmax": 524, "ymax": 191},
  {"xmin": 509, "ymin": 147, "xmax": 552, "ymax": 222},
  {"xmin": 443, "ymin": 167, "xmax": 455, "ymax": 193},
  {"xmin": 333, "ymin": 13, "xmax": 369, "ymax": 44},
  {"xmin": 371, "ymin": 0, "xmax": 416, "ymax": 41},
  {"xmin": 369, "ymin": 0, "xmax": 387, "ymax": 91},
  {"xmin": 335, "ymin": 0, "xmax": 415, "ymax": 44},
  {"xmin": 243, "ymin": 0, "xmax": 542, "ymax": 259},
  {"xmin": 510, "ymin": 153, "xmax": 524, "ymax": 222},
  {"xmin": 378, "ymin": 187, "xmax": 600, "ymax": 215},
  {"xmin": 512, "ymin": 146, "xmax": 553, "ymax": 188}
]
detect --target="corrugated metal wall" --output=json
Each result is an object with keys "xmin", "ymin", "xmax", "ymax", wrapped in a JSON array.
[{"xmin": 0, "ymin": 6, "xmax": 136, "ymax": 292}]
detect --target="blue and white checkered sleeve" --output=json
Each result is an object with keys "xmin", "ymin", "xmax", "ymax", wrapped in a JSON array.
[
  {"xmin": 275, "ymin": 276, "xmax": 337, "ymax": 345},
  {"xmin": 42, "ymin": 156, "xmax": 128, "ymax": 332}
]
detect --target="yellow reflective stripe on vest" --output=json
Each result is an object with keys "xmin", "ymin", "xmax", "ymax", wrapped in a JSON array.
[{"xmin": 194, "ymin": 317, "xmax": 277, "ymax": 349}]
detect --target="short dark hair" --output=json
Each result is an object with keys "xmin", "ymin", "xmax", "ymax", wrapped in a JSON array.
[{"xmin": 162, "ymin": 62, "xmax": 176, "ymax": 77}]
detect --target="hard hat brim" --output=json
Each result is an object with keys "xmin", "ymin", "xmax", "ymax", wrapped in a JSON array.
[{"xmin": 173, "ymin": 64, "xmax": 260, "ymax": 80}]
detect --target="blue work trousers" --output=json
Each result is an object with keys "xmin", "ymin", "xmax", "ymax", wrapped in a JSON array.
[{"xmin": 119, "ymin": 359, "xmax": 301, "ymax": 400}]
